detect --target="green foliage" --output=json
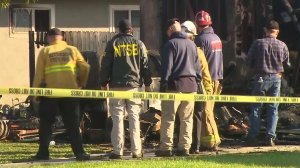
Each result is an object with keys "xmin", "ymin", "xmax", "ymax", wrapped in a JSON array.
[
  {"xmin": 0, "ymin": 0, "xmax": 38, "ymax": 8},
  {"xmin": 0, "ymin": 0, "xmax": 10, "ymax": 8}
]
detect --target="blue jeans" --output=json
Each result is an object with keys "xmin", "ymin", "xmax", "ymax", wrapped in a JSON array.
[{"xmin": 248, "ymin": 74, "xmax": 281, "ymax": 140}]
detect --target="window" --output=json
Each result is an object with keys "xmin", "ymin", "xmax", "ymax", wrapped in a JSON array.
[
  {"xmin": 109, "ymin": 5, "xmax": 140, "ymax": 38},
  {"xmin": 10, "ymin": 4, "xmax": 55, "ymax": 34}
]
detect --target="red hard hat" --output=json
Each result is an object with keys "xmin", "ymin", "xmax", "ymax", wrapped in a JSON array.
[{"xmin": 195, "ymin": 10, "xmax": 212, "ymax": 26}]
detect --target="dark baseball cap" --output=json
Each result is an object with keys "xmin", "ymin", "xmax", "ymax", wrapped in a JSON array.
[
  {"xmin": 48, "ymin": 28, "xmax": 62, "ymax": 36},
  {"xmin": 265, "ymin": 20, "xmax": 279, "ymax": 30},
  {"xmin": 119, "ymin": 19, "xmax": 132, "ymax": 32},
  {"xmin": 166, "ymin": 18, "xmax": 180, "ymax": 29}
]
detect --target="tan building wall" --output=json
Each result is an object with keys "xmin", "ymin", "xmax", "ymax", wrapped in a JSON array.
[
  {"xmin": 0, "ymin": 0, "xmax": 139, "ymax": 104},
  {"xmin": 0, "ymin": 8, "xmax": 30, "ymax": 104}
]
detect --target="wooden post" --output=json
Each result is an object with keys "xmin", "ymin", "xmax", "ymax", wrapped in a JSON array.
[
  {"xmin": 140, "ymin": 0, "xmax": 163, "ymax": 51},
  {"xmin": 29, "ymin": 31, "xmax": 35, "ymax": 87}
]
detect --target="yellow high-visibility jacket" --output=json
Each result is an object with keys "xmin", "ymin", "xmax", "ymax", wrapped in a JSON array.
[
  {"xmin": 197, "ymin": 47, "xmax": 213, "ymax": 94},
  {"xmin": 198, "ymin": 47, "xmax": 221, "ymax": 147},
  {"xmin": 33, "ymin": 40, "xmax": 90, "ymax": 89}
]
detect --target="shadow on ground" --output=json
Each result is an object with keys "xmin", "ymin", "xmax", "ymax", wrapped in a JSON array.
[{"xmin": 0, "ymin": 150, "xmax": 73, "ymax": 163}]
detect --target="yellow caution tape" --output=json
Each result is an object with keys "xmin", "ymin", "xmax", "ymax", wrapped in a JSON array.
[{"xmin": 0, "ymin": 87, "xmax": 299, "ymax": 103}]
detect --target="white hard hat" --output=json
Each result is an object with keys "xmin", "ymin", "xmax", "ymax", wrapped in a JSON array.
[{"xmin": 181, "ymin": 21, "xmax": 197, "ymax": 35}]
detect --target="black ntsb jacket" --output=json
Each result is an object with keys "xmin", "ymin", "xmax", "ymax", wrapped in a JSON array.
[{"xmin": 100, "ymin": 33, "xmax": 152, "ymax": 88}]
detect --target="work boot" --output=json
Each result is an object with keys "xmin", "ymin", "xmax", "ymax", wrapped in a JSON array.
[
  {"xmin": 155, "ymin": 150, "xmax": 173, "ymax": 157},
  {"xmin": 109, "ymin": 153, "xmax": 123, "ymax": 159},
  {"xmin": 132, "ymin": 150, "xmax": 144, "ymax": 159},
  {"xmin": 190, "ymin": 149, "xmax": 200, "ymax": 154},
  {"xmin": 176, "ymin": 150, "xmax": 190, "ymax": 156},
  {"xmin": 76, "ymin": 153, "xmax": 90, "ymax": 161},
  {"xmin": 200, "ymin": 145, "xmax": 218, "ymax": 151},
  {"xmin": 31, "ymin": 151, "xmax": 50, "ymax": 161},
  {"xmin": 265, "ymin": 138, "xmax": 275, "ymax": 147},
  {"xmin": 244, "ymin": 138, "xmax": 258, "ymax": 147},
  {"xmin": 132, "ymin": 153, "xmax": 143, "ymax": 159},
  {"xmin": 31, "ymin": 154, "xmax": 50, "ymax": 161}
]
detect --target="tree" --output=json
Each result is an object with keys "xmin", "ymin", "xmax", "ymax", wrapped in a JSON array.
[{"xmin": 0, "ymin": 0, "xmax": 38, "ymax": 8}]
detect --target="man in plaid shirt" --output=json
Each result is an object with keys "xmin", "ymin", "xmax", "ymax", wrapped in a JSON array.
[{"xmin": 246, "ymin": 20, "xmax": 290, "ymax": 146}]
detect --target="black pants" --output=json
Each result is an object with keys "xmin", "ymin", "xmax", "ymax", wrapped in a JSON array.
[
  {"xmin": 191, "ymin": 83, "xmax": 204, "ymax": 151},
  {"xmin": 37, "ymin": 98, "xmax": 85, "ymax": 157},
  {"xmin": 191, "ymin": 102, "xmax": 204, "ymax": 151}
]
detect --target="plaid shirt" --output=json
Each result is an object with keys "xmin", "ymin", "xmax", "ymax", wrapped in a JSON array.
[{"xmin": 247, "ymin": 36, "xmax": 290, "ymax": 74}]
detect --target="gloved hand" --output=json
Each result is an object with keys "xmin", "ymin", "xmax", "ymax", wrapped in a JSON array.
[
  {"xmin": 101, "ymin": 85, "xmax": 108, "ymax": 90},
  {"xmin": 159, "ymin": 81, "xmax": 168, "ymax": 92},
  {"xmin": 145, "ymin": 86, "xmax": 151, "ymax": 92},
  {"xmin": 31, "ymin": 96, "xmax": 40, "ymax": 103},
  {"xmin": 197, "ymin": 82, "xmax": 204, "ymax": 94}
]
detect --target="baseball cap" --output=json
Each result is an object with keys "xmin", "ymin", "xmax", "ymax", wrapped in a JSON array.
[
  {"xmin": 48, "ymin": 28, "xmax": 62, "ymax": 36},
  {"xmin": 265, "ymin": 20, "xmax": 279, "ymax": 30},
  {"xmin": 119, "ymin": 19, "xmax": 132, "ymax": 32}
]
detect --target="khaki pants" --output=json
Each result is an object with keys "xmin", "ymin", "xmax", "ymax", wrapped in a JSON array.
[
  {"xmin": 160, "ymin": 98, "xmax": 194, "ymax": 151},
  {"xmin": 200, "ymin": 80, "xmax": 221, "ymax": 148},
  {"xmin": 109, "ymin": 87, "xmax": 142, "ymax": 155}
]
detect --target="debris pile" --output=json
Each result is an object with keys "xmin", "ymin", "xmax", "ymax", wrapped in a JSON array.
[
  {"xmin": 8, "ymin": 118, "xmax": 39, "ymax": 140},
  {"xmin": 140, "ymin": 107, "xmax": 161, "ymax": 142},
  {"xmin": 215, "ymin": 106, "xmax": 249, "ymax": 139}
]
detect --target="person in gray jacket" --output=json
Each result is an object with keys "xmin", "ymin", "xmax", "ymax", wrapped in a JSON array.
[{"xmin": 100, "ymin": 19, "xmax": 152, "ymax": 159}]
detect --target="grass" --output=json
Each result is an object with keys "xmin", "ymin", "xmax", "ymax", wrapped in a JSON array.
[
  {"xmin": 33, "ymin": 152, "xmax": 300, "ymax": 168},
  {"xmin": 0, "ymin": 142, "xmax": 300, "ymax": 168},
  {"xmin": 0, "ymin": 141, "xmax": 109, "ymax": 164}
]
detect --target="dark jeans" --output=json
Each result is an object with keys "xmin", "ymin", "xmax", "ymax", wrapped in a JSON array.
[
  {"xmin": 248, "ymin": 74, "xmax": 281, "ymax": 140},
  {"xmin": 191, "ymin": 83, "xmax": 204, "ymax": 151},
  {"xmin": 191, "ymin": 101, "xmax": 204, "ymax": 151},
  {"xmin": 37, "ymin": 98, "xmax": 85, "ymax": 157}
]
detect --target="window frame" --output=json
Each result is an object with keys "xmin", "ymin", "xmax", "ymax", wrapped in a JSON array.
[
  {"xmin": 9, "ymin": 4, "xmax": 55, "ymax": 37},
  {"xmin": 109, "ymin": 5, "xmax": 140, "ymax": 32}
]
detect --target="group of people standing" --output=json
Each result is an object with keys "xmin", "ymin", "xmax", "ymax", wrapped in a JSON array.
[
  {"xmin": 100, "ymin": 10, "xmax": 223, "ymax": 158},
  {"xmin": 156, "ymin": 10, "xmax": 223, "ymax": 156},
  {"xmin": 32, "ymin": 9, "xmax": 289, "ymax": 161}
]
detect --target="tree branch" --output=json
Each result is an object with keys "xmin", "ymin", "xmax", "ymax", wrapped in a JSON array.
[{"xmin": 1, "ymin": 0, "xmax": 38, "ymax": 8}]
